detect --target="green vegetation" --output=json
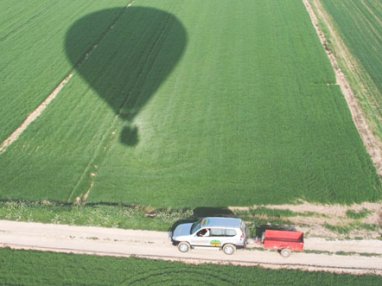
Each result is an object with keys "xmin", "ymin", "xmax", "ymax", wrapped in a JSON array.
[
  {"xmin": 324, "ymin": 223, "xmax": 353, "ymax": 235},
  {"xmin": 0, "ymin": 248, "xmax": 381, "ymax": 286},
  {"xmin": 321, "ymin": 0, "xmax": 382, "ymax": 138},
  {"xmin": 346, "ymin": 208, "xmax": 371, "ymax": 220},
  {"xmin": 324, "ymin": 222, "xmax": 378, "ymax": 235},
  {"xmin": 0, "ymin": 0, "xmax": 380, "ymax": 207},
  {"xmin": 248, "ymin": 207, "xmax": 296, "ymax": 217},
  {"xmin": 0, "ymin": 0, "xmax": 132, "ymax": 142},
  {"xmin": 0, "ymin": 200, "xmax": 193, "ymax": 231},
  {"xmin": 236, "ymin": 207, "xmax": 296, "ymax": 228}
]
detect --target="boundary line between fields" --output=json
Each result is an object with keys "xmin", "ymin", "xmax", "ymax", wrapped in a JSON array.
[
  {"xmin": 303, "ymin": 0, "xmax": 382, "ymax": 177},
  {"xmin": 0, "ymin": 0, "xmax": 135, "ymax": 156}
]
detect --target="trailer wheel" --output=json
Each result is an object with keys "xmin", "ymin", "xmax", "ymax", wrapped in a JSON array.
[
  {"xmin": 280, "ymin": 248, "xmax": 291, "ymax": 258},
  {"xmin": 178, "ymin": 242, "xmax": 190, "ymax": 253},
  {"xmin": 223, "ymin": 244, "xmax": 236, "ymax": 255}
]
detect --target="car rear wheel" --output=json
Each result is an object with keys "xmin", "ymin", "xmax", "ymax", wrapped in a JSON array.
[
  {"xmin": 223, "ymin": 244, "xmax": 236, "ymax": 255},
  {"xmin": 280, "ymin": 248, "xmax": 292, "ymax": 258},
  {"xmin": 178, "ymin": 242, "xmax": 190, "ymax": 253}
]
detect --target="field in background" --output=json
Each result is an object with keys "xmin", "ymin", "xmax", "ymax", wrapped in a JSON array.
[
  {"xmin": 321, "ymin": 0, "xmax": 382, "ymax": 138},
  {"xmin": 0, "ymin": 248, "xmax": 381, "ymax": 285},
  {"xmin": 0, "ymin": 0, "xmax": 380, "ymax": 207}
]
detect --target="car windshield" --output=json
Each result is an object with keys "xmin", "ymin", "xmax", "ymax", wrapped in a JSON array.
[{"xmin": 190, "ymin": 220, "xmax": 201, "ymax": 234}]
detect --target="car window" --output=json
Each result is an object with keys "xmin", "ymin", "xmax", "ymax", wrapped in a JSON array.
[
  {"xmin": 210, "ymin": 228, "xmax": 237, "ymax": 237},
  {"xmin": 190, "ymin": 220, "xmax": 202, "ymax": 234},
  {"xmin": 196, "ymin": 228, "xmax": 210, "ymax": 237},
  {"xmin": 210, "ymin": 228, "xmax": 225, "ymax": 236},
  {"xmin": 225, "ymin": 229, "xmax": 237, "ymax": 237}
]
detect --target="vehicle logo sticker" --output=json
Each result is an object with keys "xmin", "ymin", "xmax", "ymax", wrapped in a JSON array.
[{"xmin": 210, "ymin": 240, "xmax": 221, "ymax": 247}]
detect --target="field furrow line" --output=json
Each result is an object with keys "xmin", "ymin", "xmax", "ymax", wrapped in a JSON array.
[
  {"xmin": 303, "ymin": 0, "xmax": 382, "ymax": 177},
  {"xmin": 362, "ymin": 1, "xmax": 382, "ymax": 32},
  {"xmin": 117, "ymin": 7, "xmax": 173, "ymax": 117},
  {"xmin": 0, "ymin": 0, "xmax": 135, "ymax": 156},
  {"xmin": 0, "ymin": 1, "xmax": 55, "ymax": 42},
  {"xmin": 66, "ymin": 115, "xmax": 120, "ymax": 203}
]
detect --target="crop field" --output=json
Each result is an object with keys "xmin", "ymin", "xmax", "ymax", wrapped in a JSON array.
[
  {"xmin": 0, "ymin": 0, "xmax": 381, "ymax": 207},
  {"xmin": 0, "ymin": 0, "xmax": 132, "ymax": 142},
  {"xmin": 321, "ymin": 0, "xmax": 382, "ymax": 137},
  {"xmin": 0, "ymin": 248, "xmax": 381, "ymax": 286}
]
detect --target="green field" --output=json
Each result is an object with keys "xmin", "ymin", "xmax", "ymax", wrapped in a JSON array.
[
  {"xmin": 0, "ymin": 0, "xmax": 132, "ymax": 142},
  {"xmin": 0, "ymin": 0, "xmax": 380, "ymax": 207},
  {"xmin": 321, "ymin": 0, "xmax": 382, "ymax": 137},
  {"xmin": 0, "ymin": 248, "xmax": 380, "ymax": 286}
]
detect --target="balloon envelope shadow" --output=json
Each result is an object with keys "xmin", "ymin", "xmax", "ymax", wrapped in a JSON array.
[{"xmin": 65, "ymin": 7, "xmax": 187, "ymax": 146}]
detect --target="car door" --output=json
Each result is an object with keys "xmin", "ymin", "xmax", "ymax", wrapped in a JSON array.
[
  {"xmin": 190, "ymin": 228, "xmax": 213, "ymax": 247},
  {"xmin": 208, "ymin": 228, "xmax": 226, "ymax": 248}
]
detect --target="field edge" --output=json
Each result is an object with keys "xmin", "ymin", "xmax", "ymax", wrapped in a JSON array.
[{"xmin": 304, "ymin": 0, "xmax": 382, "ymax": 177}]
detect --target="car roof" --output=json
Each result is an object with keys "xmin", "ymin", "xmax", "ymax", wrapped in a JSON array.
[{"xmin": 200, "ymin": 217, "xmax": 242, "ymax": 228}]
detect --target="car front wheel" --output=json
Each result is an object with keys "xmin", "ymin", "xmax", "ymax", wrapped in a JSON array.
[{"xmin": 178, "ymin": 242, "xmax": 190, "ymax": 253}]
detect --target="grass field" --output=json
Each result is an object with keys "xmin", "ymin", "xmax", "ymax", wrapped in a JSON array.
[
  {"xmin": 0, "ymin": 0, "xmax": 132, "ymax": 142},
  {"xmin": 0, "ymin": 248, "xmax": 381, "ymax": 286},
  {"xmin": 321, "ymin": 0, "xmax": 382, "ymax": 138},
  {"xmin": 0, "ymin": 0, "xmax": 380, "ymax": 207}
]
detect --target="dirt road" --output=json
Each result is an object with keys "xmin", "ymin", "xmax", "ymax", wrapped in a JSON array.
[{"xmin": 1, "ymin": 220, "xmax": 381, "ymax": 276}]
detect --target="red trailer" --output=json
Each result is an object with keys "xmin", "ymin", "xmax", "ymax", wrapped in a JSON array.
[{"xmin": 262, "ymin": 229, "xmax": 304, "ymax": 257}]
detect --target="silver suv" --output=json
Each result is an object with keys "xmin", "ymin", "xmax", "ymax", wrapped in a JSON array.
[{"xmin": 171, "ymin": 217, "xmax": 248, "ymax": 255}]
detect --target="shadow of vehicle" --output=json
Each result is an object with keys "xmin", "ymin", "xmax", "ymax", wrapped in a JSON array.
[
  {"xmin": 170, "ymin": 207, "xmax": 235, "ymax": 233},
  {"xmin": 65, "ymin": 6, "xmax": 187, "ymax": 146},
  {"xmin": 255, "ymin": 224, "xmax": 297, "ymax": 240},
  {"xmin": 193, "ymin": 207, "xmax": 235, "ymax": 218}
]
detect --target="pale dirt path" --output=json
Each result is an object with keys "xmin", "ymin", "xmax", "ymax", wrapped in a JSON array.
[
  {"xmin": 303, "ymin": 0, "xmax": 382, "ymax": 176},
  {"xmin": 1, "ymin": 220, "xmax": 382, "ymax": 276},
  {"xmin": 0, "ymin": 73, "xmax": 73, "ymax": 155}
]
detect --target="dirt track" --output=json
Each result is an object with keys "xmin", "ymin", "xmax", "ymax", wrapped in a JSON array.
[
  {"xmin": 1, "ymin": 220, "xmax": 382, "ymax": 276},
  {"xmin": 303, "ymin": 0, "xmax": 382, "ymax": 176}
]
